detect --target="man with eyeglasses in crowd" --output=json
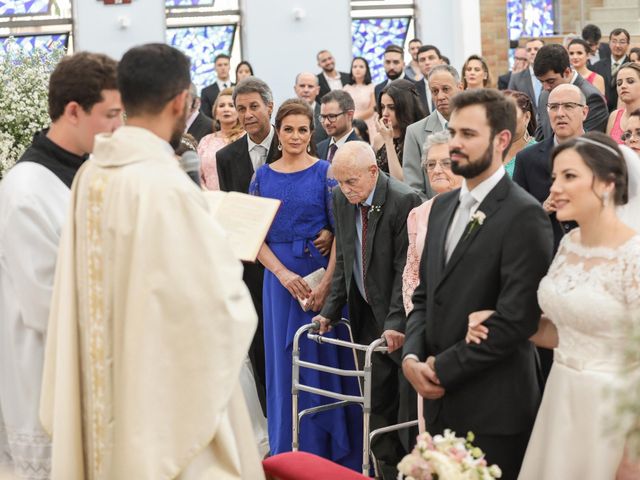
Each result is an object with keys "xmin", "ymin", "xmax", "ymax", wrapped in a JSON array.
[
  {"xmin": 498, "ymin": 46, "xmax": 528, "ymax": 90},
  {"xmin": 316, "ymin": 90, "xmax": 361, "ymax": 162},
  {"xmin": 533, "ymin": 44, "xmax": 608, "ymax": 141},
  {"xmin": 590, "ymin": 28, "xmax": 631, "ymax": 112},
  {"xmin": 509, "ymin": 38, "xmax": 545, "ymax": 116}
]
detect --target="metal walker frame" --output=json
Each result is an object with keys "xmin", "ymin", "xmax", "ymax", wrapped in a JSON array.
[{"xmin": 291, "ymin": 320, "xmax": 418, "ymax": 477}]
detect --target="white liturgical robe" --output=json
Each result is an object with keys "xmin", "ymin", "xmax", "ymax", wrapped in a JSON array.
[{"xmin": 39, "ymin": 126, "xmax": 264, "ymax": 480}]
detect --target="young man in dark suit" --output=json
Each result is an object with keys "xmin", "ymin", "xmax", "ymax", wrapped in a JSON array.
[
  {"xmin": 316, "ymin": 49, "xmax": 350, "ymax": 103},
  {"xmin": 216, "ymin": 77, "xmax": 278, "ymax": 414},
  {"xmin": 374, "ymin": 44, "xmax": 416, "ymax": 104},
  {"xmin": 534, "ymin": 44, "xmax": 608, "ymax": 140},
  {"xmin": 185, "ymin": 83, "xmax": 213, "ymax": 143},
  {"xmin": 200, "ymin": 53, "xmax": 234, "ymax": 117},
  {"xmin": 589, "ymin": 28, "xmax": 631, "ymax": 112},
  {"xmin": 402, "ymin": 89, "xmax": 553, "ymax": 480},
  {"xmin": 316, "ymin": 90, "xmax": 361, "ymax": 161},
  {"xmin": 414, "ymin": 44, "xmax": 444, "ymax": 114},
  {"xmin": 315, "ymin": 142, "xmax": 421, "ymax": 479}
]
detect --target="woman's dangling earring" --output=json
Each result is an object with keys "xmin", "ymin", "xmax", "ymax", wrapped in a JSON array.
[
  {"xmin": 277, "ymin": 143, "xmax": 282, "ymax": 151},
  {"xmin": 602, "ymin": 190, "xmax": 610, "ymax": 207},
  {"xmin": 307, "ymin": 144, "xmax": 311, "ymax": 153}
]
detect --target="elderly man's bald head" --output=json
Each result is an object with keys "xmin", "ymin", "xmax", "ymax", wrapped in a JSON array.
[
  {"xmin": 332, "ymin": 141, "xmax": 379, "ymax": 204},
  {"xmin": 294, "ymin": 72, "xmax": 320, "ymax": 104},
  {"xmin": 548, "ymin": 83, "xmax": 586, "ymax": 104}
]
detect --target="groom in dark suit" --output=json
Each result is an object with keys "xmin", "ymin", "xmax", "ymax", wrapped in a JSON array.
[
  {"xmin": 402, "ymin": 89, "xmax": 553, "ymax": 480},
  {"xmin": 216, "ymin": 77, "xmax": 279, "ymax": 414},
  {"xmin": 315, "ymin": 141, "xmax": 421, "ymax": 479}
]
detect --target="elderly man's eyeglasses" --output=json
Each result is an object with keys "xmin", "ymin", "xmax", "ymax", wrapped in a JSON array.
[
  {"xmin": 425, "ymin": 158, "xmax": 452, "ymax": 171},
  {"xmin": 621, "ymin": 129, "xmax": 640, "ymax": 143},
  {"xmin": 318, "ymin": 112, "xmax": 346, "ymax": 123},
  {"xmin": 547, "ymin": 102, "xmax": 584, "ymax": 112},
  {"xmin": 610, "ymin": 39, "xmax": 629, "ymax": 46}
]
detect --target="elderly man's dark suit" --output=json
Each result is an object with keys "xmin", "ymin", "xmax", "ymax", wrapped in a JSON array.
[
  {"xmin": 321, "ymin": 172, "xmax": 421, "ymax": 478},
  {"xmin": 215, "ymin": 132, "xmax": 279, "ymax": 415},
  {"xmin": 403, "ymin": 174, "xmax": 553, "ymax": 480}
]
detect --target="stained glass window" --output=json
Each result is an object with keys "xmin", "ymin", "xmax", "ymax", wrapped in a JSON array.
[
  {"xmin": 0, "ymin": 0, "xmax": 50, "ymax": 16},
  {"xmin": 167, "ymin": 25, "xmax": 235, "ymax": 92},
  {"xmin": 508, "ymin": 0, "xmax": 553, "ymax": 41},
  {"xmin": 165, "ymin": 0, "xmax": 215, "ymax": 7},
  {"xmin": 352, "ymin": 17, "xmax": 410, "ymax": 84},
  {"xmin": 0, "ymin": 33, "xmax": 67, "ymax": 55}
]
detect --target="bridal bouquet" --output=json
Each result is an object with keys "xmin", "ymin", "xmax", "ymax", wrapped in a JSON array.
[
  {"xmin": 0, "ymin": 38, "xmax": 63, "ymax": 178},
  {"xmin": 397, "ymin": 430, "xmax": 502, "ymax": 480}
]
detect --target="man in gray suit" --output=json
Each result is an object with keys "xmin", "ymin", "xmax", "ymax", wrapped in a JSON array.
[
  {"xmin": 533, "ymin": 44, "xmax": 608, "ymax": 141},
  {"xmin": 507, "ymin": 38, "xmax": 544, "ymax": 115},
  {"xmin": 402, "ymin": 65, "xmax": 462, "ymax": 200}
]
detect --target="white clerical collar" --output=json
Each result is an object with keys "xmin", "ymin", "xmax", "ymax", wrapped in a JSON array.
[
  {"xmin": 247, "ymin": 125, "xmax": 275, "ymax": 152},
  {"xmin": 330, "ymin": 129, "xmax": 354, "ymax": 148},
  {"xmin": 460, "ymin": 165, "xmax": 506, "ymax": 205}
]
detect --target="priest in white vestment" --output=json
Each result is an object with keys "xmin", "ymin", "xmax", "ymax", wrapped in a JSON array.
[
  {"xmin": 39, "ymin": 44, "xmax": 264, "ymax": 480},
  {"xmin": 0, "ymin": 52, "xmax": 122, "ymax": 480}
]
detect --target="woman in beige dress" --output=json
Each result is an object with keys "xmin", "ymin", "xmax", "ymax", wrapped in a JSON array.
[{"xmin": 343, "ymin": 57, "xmax": 376, "ymax": 145}]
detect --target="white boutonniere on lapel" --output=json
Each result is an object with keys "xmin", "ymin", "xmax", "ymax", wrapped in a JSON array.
[
  {"xmin": 465, "ymin": 210, "xmax": 486, "ymax": 238},
  {"xmin": 368, "ymin": 204, "xmax": 382, "ymax": 217}
]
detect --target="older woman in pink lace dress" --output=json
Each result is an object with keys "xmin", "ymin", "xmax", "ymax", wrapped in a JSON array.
[
  {"xmin": 402, "ymin": 131, "xmax": 463, "ymax": 314},
  {"xmin": 197, "ymin": 87, "xmax": 245, "ymax": 190}
]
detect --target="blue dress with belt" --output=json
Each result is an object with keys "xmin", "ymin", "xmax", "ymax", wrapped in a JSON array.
[{"xmin": 250, "ymin": 160, "xmax": 362, "ymax": 470}]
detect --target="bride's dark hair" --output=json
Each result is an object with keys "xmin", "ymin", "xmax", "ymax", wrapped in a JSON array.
[{"xmin": 551, "ymin": 131, "xmax": 628, "ymax": 205}]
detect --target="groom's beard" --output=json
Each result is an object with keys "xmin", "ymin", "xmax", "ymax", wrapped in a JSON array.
[{"xmin": 451, "ymin": 143, "xmax": 493, "ymax": 179}]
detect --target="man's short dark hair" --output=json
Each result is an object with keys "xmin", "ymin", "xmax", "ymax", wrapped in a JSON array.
[
  {"xmin": 417, "ymin": 44, "xmax": 441, "ymax": 58},
  {"xmin": 321, "ymin": 89, "xmax": 355, "ymax": 112},
  {"xmin": 581, "ymin": 24, "xmax": 602, "ymax": 43},
  {"xmin": 533, "ymin": 44, "xmax": 570, "ymax": 77},
  {"xmin": 408, "ymin": 38, "xmax": 422, "ymax": 45},
  {"xmin": 610, "ymin": 28, "xmax": 630, "ymax": 43},
  {"xmin": 525, "ymin": 37, "xmax": 545, "ymax": 46},
  {"xmin": 384, "ymin": 44, "xmax": 404, "ymax": 56},
  {"xmin": 117, "ymin": 43, "xmax": 191, "ymax": 117},
  {"xmin": 214, "ymin": 53, "xmax": 230, "ymax": 63},
  {"xmin": 450, "ymin": 89, "xmax": 517, "ymax": 157},
  {"xmin": 48, "ymin": 52, "xmax": 118, "ymax": 122}
]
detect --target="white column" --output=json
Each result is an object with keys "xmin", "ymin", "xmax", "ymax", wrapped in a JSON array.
[
  {"xmin": 72, "ymin": 0, "xmax": 165, "ymax": 59},
  {"xmin": 240, "ymin": 0, "xmax": 352, "ymax": 106},
  {"xmin": 415, "ymin": 0, "xmax": 481, "ymax": 75}
]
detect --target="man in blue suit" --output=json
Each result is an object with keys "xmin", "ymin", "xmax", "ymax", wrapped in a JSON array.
[{"xmin": 316, "ymin": 90, "xmax": 361, "ymax": 162}]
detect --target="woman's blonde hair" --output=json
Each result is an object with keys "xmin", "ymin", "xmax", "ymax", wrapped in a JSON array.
[{"xmin": 211, "ymin": 87, "xmax": 244, "ymax": 142}]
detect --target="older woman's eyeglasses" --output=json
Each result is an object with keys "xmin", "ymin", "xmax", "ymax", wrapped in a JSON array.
[
  {"xmin": 621, "ymin": 129, "xmax": 640, "ymax": 143},
  {"xmin": 426, "ymin": 158, "xmax": 452, "ymax": 171}
]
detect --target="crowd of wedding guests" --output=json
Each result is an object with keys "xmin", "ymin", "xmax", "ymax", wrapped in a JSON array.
[{"xmin": 1, "ymin": 19, "xmax": 640, "ymax": 480}]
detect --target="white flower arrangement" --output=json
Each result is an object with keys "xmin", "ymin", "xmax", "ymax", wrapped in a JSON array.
[
  {"xmin": 465, "ymin": 210, "xmax": 486, "ymax": 238},
  {"xmin": 397, "ymin": 430, "xmax": 502, "ymax": 480},
  {"xmin": 0, "ymin": 38, "xmax": 64, "ymax": 178}
]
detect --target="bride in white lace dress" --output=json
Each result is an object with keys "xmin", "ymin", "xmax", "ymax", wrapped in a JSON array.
[{"xmin": 468, "ymin": 133, "xmax": 640, "ymax": 479}]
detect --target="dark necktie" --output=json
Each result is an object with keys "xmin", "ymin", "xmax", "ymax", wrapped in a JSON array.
[
  {"xmin": 327, "ymin": 143, "xmax": 338, "ymax": 163},
  {"xmin": 360, "ymin": 205, "xmax": 370, "ymax": 300}
]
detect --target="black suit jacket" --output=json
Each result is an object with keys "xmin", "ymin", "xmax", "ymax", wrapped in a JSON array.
[
  {"xmin": 513, "ymin": 138, "xmax": 576, "ymax": 251},
  {"xmin": 321, "ymin": 173, "xmax": 421, "ymax": 337},
  {"xmin": 403, "ymin": 174, "xmax": 553, "ymax": 436},
  {"xmin": 200, "ymin": 81, "xmax": 235, "ymax": 117},
  {"xmin": 590, "ymin": 54, "xmax": 629, "ymax": 112},
  {"xmin": 216, "ymin": 131, "xmax": 279, "ymax": 194},
  {"xmin": 498, "ymin": 72, "xmax": 511, "ymax": 90},
  {"xmin": 187, "ymin": 112, "xmax": 213, "ymax": 143},
  {"xmin": 414, "ymin": 79, "xmax": 431, "ymax": 115},
  {"xmin": 535, "ymin": 74, "xmax": 608, "ymax": 141},
  {"xmin": 315, "ymin": 130, "xmax": 362, "ymax": 160},
  {"xmin": 316, "ymin": 71, "xmax": 351, "ymax": 103}
]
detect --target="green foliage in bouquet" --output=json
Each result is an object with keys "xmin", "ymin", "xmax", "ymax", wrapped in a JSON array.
[{"xmin": 0, "ymin": 38, "xmax": 64, "ymax": 178}]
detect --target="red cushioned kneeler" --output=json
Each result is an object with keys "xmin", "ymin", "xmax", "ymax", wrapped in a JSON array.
[{"xmin": 263, "ymin": 451, "xmax": 369, "ymax": 480}]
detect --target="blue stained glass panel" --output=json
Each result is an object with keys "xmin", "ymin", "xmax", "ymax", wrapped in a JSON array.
[
  {"xmin": 352, "ymin": 18, "xmax": 410, "ymax": 85},
  {"xmin": 167, "ymin": 25, "xmax": 235, "ymax": 92},
  {"xmin": 0, "ymin": 0, "xmax": 50, "ymax": 16},
  {"xmin": 165, "ymin": 0, "xmax": 214, "ymax": 6},
  {"xmin": 0, "ymin": 34, "xmax": 67, "ymax": 55},
  {"xmin": 507, "ymin": 0, "xmax": 524, "ymax": 41},
  {"xmin": 524, "ymin": 0, "xmax": 553, "ymax": 37}
]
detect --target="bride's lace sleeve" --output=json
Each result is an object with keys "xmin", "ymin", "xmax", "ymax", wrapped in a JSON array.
[
  {"xmin": 623, "ymin": 238, "xmax": 640, "ymax": 310},
  {"xmin": 325, "ymin": 165, "xmax": 338, "ymax": 230}
]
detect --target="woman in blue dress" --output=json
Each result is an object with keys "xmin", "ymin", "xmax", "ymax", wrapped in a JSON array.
[{"xmin": 250, "ymin": 99, "xmax": 361, "ymax": 469}]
